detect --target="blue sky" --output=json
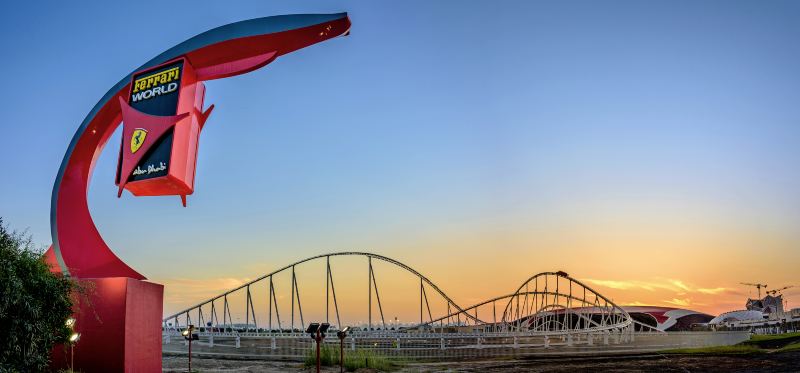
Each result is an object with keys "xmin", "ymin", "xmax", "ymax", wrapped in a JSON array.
[{"xmin": 1, "ymin": 1, "xmax": 799, "ymax": 315}]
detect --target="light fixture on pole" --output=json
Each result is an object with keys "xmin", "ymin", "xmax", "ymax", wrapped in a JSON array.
[
  {"xmin": 306, "ymin": 323, "xmax": 329, "ymax": 373},
  {"xmin": 65, "ymin": 317, "xmax": 79, "ymax": 371},
  {"xmin": 336, "ymin": 326, "xmax": 350, "ymax": 373},
  {"xmin": 68, "ymin": 332, "xmax": 80, "ymax": 371},
  {"xmin": 182, "ymin": 325, "xmax": 198, "ymax": 372}
]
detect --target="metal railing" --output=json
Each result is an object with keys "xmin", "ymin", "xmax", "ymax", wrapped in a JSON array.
[{"xmin": 163, "ymin": 327, "xmax": 640, "ymax": 360}]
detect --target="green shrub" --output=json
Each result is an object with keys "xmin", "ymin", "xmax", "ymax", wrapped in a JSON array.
[{"xmin": 0, "ymin": 218, "xmax": 77, "ymax": 372}]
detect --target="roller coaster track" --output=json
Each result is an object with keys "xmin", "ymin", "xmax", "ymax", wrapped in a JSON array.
[
  {"xmin": 164, "ymin": 252, "xmax": 485, "ymax": 331},
  {"xmin": 163, "ymin": 252, "xmax": 634, "ymax": 336}
]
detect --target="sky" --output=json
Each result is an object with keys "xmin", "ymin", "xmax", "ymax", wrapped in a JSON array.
[{"xmin": 1, "ymin": 1, "xmax": 799, "ymax": 322}]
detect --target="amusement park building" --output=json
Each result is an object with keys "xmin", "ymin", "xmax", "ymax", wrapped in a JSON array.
[{"xmin": 620, "ymin": 306, "xmax": 714, "ymax": 331}]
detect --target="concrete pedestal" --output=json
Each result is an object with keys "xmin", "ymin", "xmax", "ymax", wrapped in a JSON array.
[{"xmin": 51, "ymin": 277, "xmax": 163, "ymax": 372}]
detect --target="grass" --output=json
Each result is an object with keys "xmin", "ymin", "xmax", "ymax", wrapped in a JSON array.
[
  {"xmin": 661, "ymin": 344, "xmax": 764, "ymax": 355},
  {"xmin": 661, "ymin": 331, "xmax": 800, "ymax": 355},
  {"xmin": 778, "ymin": 342, "xmax": 800, "ymax": 352},
  {"xmin": 742, "ymin": 331, "xmax": 800, "ymax": 349},
  {"xmin": 304, "ymin": 345, "xmax": 402, "ymax": 371},
  {"xmin": 748, "ymin": 331, "xmax": 800, "ymax": 342}
]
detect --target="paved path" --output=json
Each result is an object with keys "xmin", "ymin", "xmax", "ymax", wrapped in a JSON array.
[{"xmin": 164, "ymin": 351, "xmax": 800, "ymax": 372}]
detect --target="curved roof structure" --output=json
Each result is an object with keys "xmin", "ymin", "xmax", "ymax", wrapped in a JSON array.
[
  {"xmin": 709, "ymin": 310, "xmax": 765, "ymax": 325},
  {"xmin": 620, "ymin": 306, "xmax": 713, "ymax": 331}
]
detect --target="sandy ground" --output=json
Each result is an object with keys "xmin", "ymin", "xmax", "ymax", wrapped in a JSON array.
[{"xmin": 163, "ymin": 351, "xmax": 800, "ymax": 372}]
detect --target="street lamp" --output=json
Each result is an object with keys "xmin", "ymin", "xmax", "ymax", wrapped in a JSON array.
[
  {"xmin": 182, "ymin": 325, "xmax": 198, "ymax": 372},
  {"xmin": 336, "ymin": 326, "xmax": 351, "ymax": 373},
  {"xmin": 68, "ymin": 332, "xmax": 80, "ymax": 371},
  {"xmin": 65, "ymin": 317, "xmax": 79, "ymax": 371},
  {"xmin": 307, "ymin": 323, "xmax": 329, "ymax": 373}
]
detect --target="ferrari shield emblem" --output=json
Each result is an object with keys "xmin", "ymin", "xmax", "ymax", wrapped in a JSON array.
[{"xmin": 130, "ymin": 128, "xmax": 148, "ymax": 153}]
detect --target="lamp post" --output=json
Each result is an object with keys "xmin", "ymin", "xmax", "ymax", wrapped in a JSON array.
[
  {"xmin": 336, "ymin": 326, "xmax": 350, "ymax": 373},
  {"xmin": 182, "ymin": 325, "xmax": 198, "ymax": 372},
  {"xmin": 68, "ymin": 331, "xmax": 80, "ymax": 371},
  {"xmin": 65, "ymin": 317, "xmax": 79, "ymax": 371},
  {"xmin": 306, "ymin": 323, "xmax": 329, "ymax": 373}
]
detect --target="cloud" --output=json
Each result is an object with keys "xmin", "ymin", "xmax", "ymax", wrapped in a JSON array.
[
  {"xmin": 669, "ymin": 280, "xmax": 691, "ymax": 292},
  {"xmin": 697, "ymin": 287, "xmax": 728, "ymax": 295},
  {"xmin": 622, "ymin": 300, "xmax": 651, "ymax": 306},
  {"xmin": 582, "ymin": 278, "xmax": 677, "ymax": 292},
  {"xmin": 664, "ymin": 298, "xmax": 692, "ymax": 307},
  {"xmin": 158, "ymin": 277, "xmax": 252, "ymax": 305},
  {"xmin": 582, "ymin": 279, "xmax": 649, "ymax": 290},
  {"xmin": 583, "ymin": 278, "xmax": 729, "ymax": 297}
]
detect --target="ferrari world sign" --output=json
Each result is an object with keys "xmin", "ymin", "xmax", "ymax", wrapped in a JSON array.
[{"xmin": 42, "ymin": 13, "xmax": 351, "ymax": 372}]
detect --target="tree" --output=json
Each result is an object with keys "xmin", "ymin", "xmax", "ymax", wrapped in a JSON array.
[{"xmin": 0, "ymin": 218, "xmax": 74, "ymax": 372}]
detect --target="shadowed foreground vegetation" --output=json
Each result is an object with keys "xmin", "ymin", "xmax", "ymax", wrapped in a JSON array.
[{"xmin": 0, "ymin": 218, "xmax": 77, "ymax": 372}]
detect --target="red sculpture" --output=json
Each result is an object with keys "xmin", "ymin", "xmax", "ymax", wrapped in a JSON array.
[{"xmin": 44, "ymin": 13, "xmax": 351, "ymax": 372}]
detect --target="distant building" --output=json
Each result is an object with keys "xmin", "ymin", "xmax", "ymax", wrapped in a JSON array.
[
  {"xmin": 503, "ymin": 306, "xmax": 713, "ymax": 332},
  {"xmin": 746, "ymin": 294, "xmax": 784, "ymax": 314},
  {"xmin": 708, "ymin": 310, "xmax": 765, "ymax": 325},
  {"xmin": 620, "ymin": 306, "xmax": 714, "ymax": 331},
  {"xmin": 707, "ymin": 294, "xmax": 800, "ymax": 334}
]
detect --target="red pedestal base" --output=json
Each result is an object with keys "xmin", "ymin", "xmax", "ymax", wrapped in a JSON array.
[{"xmin": 51, "ymin": 278, "xmax": 163, "ymax": 372}]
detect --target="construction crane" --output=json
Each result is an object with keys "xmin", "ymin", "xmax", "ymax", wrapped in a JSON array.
[
  {"xmin": 741, "ymin": 282, "xmax": 768, "ymax": 298},
  {"xmin": 766, "ymin": 285, "xmax": 794, "ymax": 296}
]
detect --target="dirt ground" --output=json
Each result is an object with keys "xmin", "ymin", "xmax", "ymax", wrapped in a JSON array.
[{"xmin": 163, "ymin": 351, "xmax": 800, "ymax": 372}]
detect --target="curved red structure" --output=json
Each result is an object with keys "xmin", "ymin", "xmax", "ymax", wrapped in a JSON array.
[
  {"xmin": 44, "ymin": 13, "xmax": 351, "ymax": 280},
  {"xmin": 43, "ymin": 14, "xmax": 351, "ymax": 372}
]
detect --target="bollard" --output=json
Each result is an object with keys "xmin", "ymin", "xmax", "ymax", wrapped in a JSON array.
[
  {"xmin": 587, "ymin": 334, "xmax": 593, "ymax": 346},
  {"xmin": 440, "ymin": 338, "xmax": 445, "ymax": 350},
  {"xmin": 235, "ymin": 335, "xmax": 241, "ymax": 348},
  {"xmin": 209, "ymin": 334, "xmax": 214, "ymax": 348},
  {"xmin": 271, "ymin": 337, "xmax": 276, "ymax": 350},
  {"xmin": 603, "ymin": 333, "xmax": 609, "ymax": 345},
  {"xmin": 544, "ymin": 335, "xmax": 549, "ymax": 349},
  {"xmin": 567, "ymin": 334, "xmax": 573, "ymax": 347}
]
